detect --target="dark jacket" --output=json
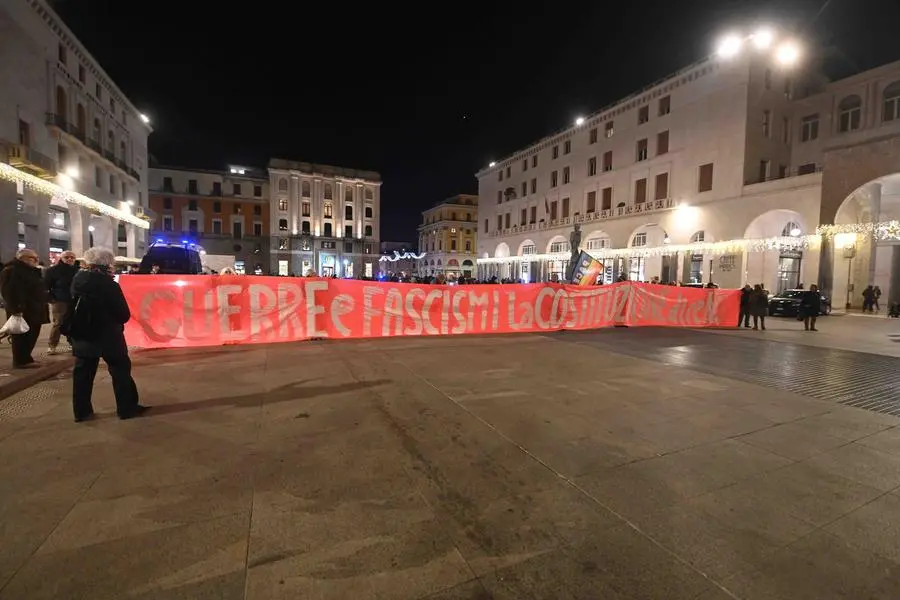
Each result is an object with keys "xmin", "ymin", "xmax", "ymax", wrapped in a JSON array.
[
  {"xmin": 800, "ymin": 289, "xmax": 822, "ymax": 315},
  {"xmin": 740, "ymin": 286, "xmax": 752, "ymax": 308},
  {"xmin": 749, "ymin": 290, "xmax": 768, "ymax": 316},
  {"xmin": 69, "ymin": 268, "xmax": 131, "ymax": 346},
  {"xmin": 44, "ymin": 261, "xmax": 78, "ymax": 303},
  {"xmin": 0, "ymin": 260, "xmax": 50, "ymax": 325}
]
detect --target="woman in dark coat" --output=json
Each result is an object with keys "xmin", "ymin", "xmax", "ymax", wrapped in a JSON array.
[
  {"xmin": 749, "ymin": 284, "xmax": 768, "ymax": 330},
  {"xmin": 0, "ymin": 248, "xmax": 49, "ymax": 368},
  {"xmin": 67, "ymin": 247, "xmax": 147, "ymax": 422}
]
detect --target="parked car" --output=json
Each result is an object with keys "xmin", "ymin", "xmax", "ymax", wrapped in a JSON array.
[
  {"xmin": 138, "ymin": 241, "xmax": 204, "ymax": 275},
  {"xmin": 768, "ymin": 289, "xmax": 832, "ymax": 317}
]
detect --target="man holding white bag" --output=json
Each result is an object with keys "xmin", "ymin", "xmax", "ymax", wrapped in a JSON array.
[{"xmin": 0, "ymin": 248, "xmax": 49, "ymax": 368}]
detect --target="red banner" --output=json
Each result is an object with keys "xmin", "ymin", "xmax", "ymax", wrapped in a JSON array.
[{"xmin": 118, "ymin": 276, "xmax": 740, "ymax": 349}]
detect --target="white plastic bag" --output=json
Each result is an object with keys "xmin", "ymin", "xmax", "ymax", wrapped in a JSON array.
[{"xmin": 0, "ymin": 315, "xmax": 30, "ymax": 336}]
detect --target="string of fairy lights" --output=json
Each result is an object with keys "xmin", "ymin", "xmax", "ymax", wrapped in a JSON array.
[
  {"xmin": 477, "ymin": 221, "xmax": 900, "ymax": 265},
  {"xmin": 0, "ymin": 162, "xmax": 149, "ymax": 229}
]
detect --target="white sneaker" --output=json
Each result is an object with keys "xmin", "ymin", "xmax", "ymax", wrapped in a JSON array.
[{"xmin": 47, "ymin": 346, "xmax": 58, "ymax": 355}]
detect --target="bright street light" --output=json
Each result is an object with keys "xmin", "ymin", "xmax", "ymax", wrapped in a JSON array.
[
  {"xmin": 775, "ymin": 41, "xmax": 800, "ymax": 66},
  {"xmin": 88, "ymin": 225, "xmax": 95, "ymax": 232},
  {"xmin": 574, "ymin": 116, "xmax": 585, "ymax": 126},
  {"xmin": 139, "ymin": 113, "xmax": 150, "ymax": 124},
  {"xmin": 790, "ymin": 227, "xmax": 801, "ymax": 237},
  {"xmin": 65, "ymin": 166, "xmax": 79, "ymax": 178},
  {"xmin": 57, "ymin": 173, "xmax": 74, "ymax": 190},
  {"xmin": 717, "ymin": 34, "xmax": 743, "ymax": 59},
  {"xmin": 751, "ymin": 28, "xmax": 774, "ymax": 50},
  {"xmin": 489, "ymin": 161, "xmax": 496, "ymax": 167}
]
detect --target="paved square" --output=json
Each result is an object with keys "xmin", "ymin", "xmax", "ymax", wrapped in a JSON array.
[{"xmin": 1, "ymin": 329, "xmax": 899, "ymax": 599}]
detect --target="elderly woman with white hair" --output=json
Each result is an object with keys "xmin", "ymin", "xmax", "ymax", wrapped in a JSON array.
[{"xmin": 66, "ymin": 247, "xmax": 146, "ymax": 422}]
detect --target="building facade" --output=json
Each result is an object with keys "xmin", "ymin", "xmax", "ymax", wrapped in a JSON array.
[
  {"xmin": 268, "ymin": 158, "xmax": 381, "ymax": 278},
  {"xmin": 147, "ymin": 166, "xmax": 270, "ymax": 273},
  {"xmin": 379, "ymin": 241, "xmax": 419, "ymax": 277},
  {"xmin": 0, "ymin": 0, "xmax": 151, "ymax": 263},
  {"xmin": 417, "ymin": 194, "xmax": 478, "ymax": 278},
  {"xmin": 476, "ymin": 50, "xmax": 900, "ymax": 308}
]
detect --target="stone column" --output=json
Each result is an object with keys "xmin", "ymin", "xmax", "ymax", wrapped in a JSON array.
[
  {"xmin": 0, "ymin": 179, "xmax": 19, "ymax": 263},
  {"xmin": 68, "ymin": 204, "xmax": 91, "ymax": 257},
  {"xmin": 90, "ymin": 215, "xmax": 115, "ymax": 250},
  {"xmin": 22, "ymin": 190, "xmax": 50, "ymax": 263},
  {"xmin": 888, "ymin": 245, "xmax": 900, "ymax": 308},
  {"xmin": 125, "ymin": 223, "xmax": 138, "ymax": 258},
  {"xmin": 817, "ymin": 235, "xmax": 834, "ymax": 298}
]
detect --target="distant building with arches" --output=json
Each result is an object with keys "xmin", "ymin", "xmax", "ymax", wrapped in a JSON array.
[
  {"xmin": 476, "ymin": 51, "xmax": 900, "ymax": 308},
  {"xmin": 418, "ymin": 194, "xmax": 478, "ymax": 278}
]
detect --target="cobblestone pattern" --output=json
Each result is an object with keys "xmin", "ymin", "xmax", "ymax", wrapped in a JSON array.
[
  {"xmin": 565, "ymin": 328, "xmax": 900, "ymax": 416},
  {"xmin": 0, "ymin": 379, "xmax": 62, "ymax": 420}
]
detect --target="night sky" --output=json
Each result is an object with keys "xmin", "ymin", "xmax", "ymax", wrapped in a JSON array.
[{"xmin": 54, "ymin": 0, "xmax": 900, "ymax": 243}]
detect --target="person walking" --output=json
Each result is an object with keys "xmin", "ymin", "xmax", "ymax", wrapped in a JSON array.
[
  {"xmin": 0, "ymin": 248, "xmax": 49, "ymax": 368},
  {"xmin": 67, "ymin": 248, "xmax": 146, "ymax": 422},
  {"xmin": 800, "ymin": 284, "xmax": 822, "ymax": 332},
  {"xmin": 750, "ymin": 284, "xmax": 768, "ymax": 330},
  {"xmin": 43, "ymin": 250, "xmax": 78, "ymax": 354}
]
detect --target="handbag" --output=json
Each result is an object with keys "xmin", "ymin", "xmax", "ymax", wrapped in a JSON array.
[{"xmin": 0, "ymin": 315, "xmax": 30, "ymax": 335}]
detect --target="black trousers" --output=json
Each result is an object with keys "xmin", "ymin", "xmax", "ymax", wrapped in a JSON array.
[
  {"xmin": 72, "ymin": 334, "xmax": 139, "ymax": 419},
  {"xmin": 11, "ymin": 324, "xmax": 41, "ymax": 367},
  {"xmin": 739, "ymin": 308, "xmax": 751, "ymax": 327}
]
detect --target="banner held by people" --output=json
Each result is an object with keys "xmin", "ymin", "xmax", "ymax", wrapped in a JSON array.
[{"xmin": 118, "ymin": 276, "xmax": 741, "ymax": 349}]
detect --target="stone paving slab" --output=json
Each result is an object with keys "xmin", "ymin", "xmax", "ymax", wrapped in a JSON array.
[{"xmin": 1, "ymin": 332, "xmax": 899, "ymax": 599}]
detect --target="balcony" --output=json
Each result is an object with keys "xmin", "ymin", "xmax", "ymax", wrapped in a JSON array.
[
  {"xmin": 488, "ymin": 198, "xmax": 676, "ymax": 237},
  {"xmin": 5, "ymin": 143, "xmax": 57, "ymax": 179},
  {"xmin": 46, "ymin": 113, "xmax": 138, "ymax": 183}
]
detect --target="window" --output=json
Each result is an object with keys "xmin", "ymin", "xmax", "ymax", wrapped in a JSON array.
[
  {"xmin": 496, "ymin": 190, "xmax": 502, "ymax": 204},
  {"xmin": 324, "ymin": 183, "xmax": 333, "ymax": 199},
  {"xmin": 323, "ymin": 222, "xmax": 332, "ymax": 236},
  {"xmin": 484, "ymin": 219, "xmax": 488, "ymax": 233},
  {"xmin": 797, "ymin": 163, "xmax": 817, "ymax": 175},
  {"xmin": 605, "ymin": 121, "xmax": 614, "ymax": 138},
  {"xmin": 521, "ymin": 181, "xmax": 527, "ymax": 197},
  {"xmin": 691, "ymin": 231, "xmax": 705, "ymax": 243},
  {"xmin": 213, "ymin": 201, "xmax": 222, "ymax": 213},
  {"xmin": 364, "ymin": 225, "xmax": 373, "ymax": 237},
  {"xmin": 550, "ymin": 201, "xmax": 558, "ymax": 220},
  {"xmin": 253, "ymin": 205, "xmax": 261, "ymax": 216},
  {"xmin": 655, "ymin": 172, "xmax": 668, "ymax": 200},
  {"xmin": 345, "ymin": 187, "xmax": 353, "ymax": 202},
  {"xmin": 762, "ymin": 110, "xmax": 771, "ymax": 137},
  {"xmin": 365, "ymin": 188, "xmax": 374, "ymax": 200},
  {"xmin": 530, "ymin": 178, "xmax": 537, "ymax": 194},
  {"xmin": 189, "ymin": 219, "xmax": 199, "ymax": 234},
  {"xmin": 631, "ymin": 232, "xmax": 647, "ymax": 247},
  {"xmin": 759, "ymin": 160, "xmax": 770, "ymax": 182},
  {"xmin": 659, "ymin": 95, "xmax": 671, "ymax": 116},
  {"xmin": 188, "ymin": 199, "xmax": 198, "ymax": 211},
  {"xmin": 564, "ymin": 140, "xmax": 571, "ymax": 154},
  {"xmin": 365, "ymin": 206, "xmax": 373, "ymax": 218},
  {"xmin": 278, "ymin": 198, "xmax": 288, "ymax": 212},
  {"xmin": 550, "ymin": 241, "xmax": 569, "ymax": 253},
  {"xmin": 588, "ymin": 157, "xmax": 597, "ymax": 176},
  {"xmin": 634, "ymin": 178, "xmax": 647, "ymax": 204},
  {"xmin": 188, "ymin": 179, "xmax": 198, "ymax": 194},
  {"xmin": 451, "ymin": 239, "xmax": 457, "ymax": 251},
  {"xmin": 636, "ymin": 139, "xmax": 648, "ymax": 161},
  {"xmin": 602, "ymin": 151, "xmax": 613, "ymax": 171},
  {"xmin": 800, "ymin": 114, "xmax": 819, "ymax": 142},
  {"xmin": 18, "ymin": 119, "xmax": 29, "ymax": 145},
  {"xmin": 551, "ymin": 171, "xmax": 558, "ymax": 187},
  {"xmin": 212, "ymin": 219, "xmax": 222, "ymax": 234},
  {"xmin": 95, "ymin": 83, "xmax": 102, "ymax": 100},
  {"xmin": 302, "ymin": 221, "xmax": 311, "ymax": 234},
  {"xmin": 522, "ymin": 244, "xmax": 535, "ymax": 255},
  {"xmin": 254, "ymin": 185, "xmax": 262, "ymax": 197},
  {"xmin": 279, "ymin": 218, "xmax": 288, "ymax": 231},
  {"xmin": 212, "ymin": 182, "xmax": 222, "ymax": 195},
  {"xmin": 563, "ymin": 166, "xmax": 570, "ymax": 184},
  {"xmin": 522, "ymin": 159, "xmax": 528, "ymax": 171},
  {"xmin": 232, "ymin": 222, "xmax": 242, "ymax": 239},
  {"xmin": 345, "ymin": 225, "xmax": 353, "ymax": 238},
  {"xmin": 532, "ymin": 155, "xmax": 537, "ymax": 168},
  {"xmin": 562, "ymin": 197, "xmax": 569, "ymax": 218},
  {"xmin": 764, "ymin": 68, "xmax": 772, "ymax": 90},
  {"xmin": 78, "ymin": 64, "xmax": 85, "ymax": 83},
  {"xmin": 883, "ymin": 81, "xmax": 900, "ymax": 122},
  {"xmin": 838, "ymin": 95, "xmax": 862, "ymax": 132},
  {"xmin": 302, "ymin": 181, "xmax": 311, "ymax": 197},
  {"xmin": 657, "ymin": 130, "xmax": 669, "ymax": 155},
  {"xmin": 278, "ymin": 178, "xmax": 288, "ymax": 192},
  {"xmin": 504, "ymin": 213, "xmax": 510, "ymax": 228},
  {"xmin": 498, "ymin": 169, "xmax": 504, "ymax": 182},
  {"xmin": 301, "ymin": 201, "xmax": 310, "ymax": 216},
  {"xmin": 520, "ymin": 209, "xmax": 527, "ymax": 226},
  {"xmin": 782, "ymin": 221, "xmax": 802, "ymax": 237},
  {"xmin": 698, "ymin": 163, "xmax": 714, "ymax": 192},
  {"xmin": 233, "ymin": 183, "xmax": 241, "ymax": 195},
  {"xmin": 163, "ymin": 216, "xmax": 173, "ymax": 231},
  {"xmin": 638, "ymin": 105, "xmax": 649, "ymax": 124},
  {"xmin": 345, "ymin": 205, "xmax": 353, "ymax": 220},
  {"xmin": 529, "ymin": 206, "xmax": 536, "ymax": 223},
  {"xmin": 586, "ymin": 191, "xmax": 597, "ymax": 213},
  {"xmin": 95, "ymin": 166, "xmax": 102, "ymax": 187},
  {"xmin": 505, "ymin": 166, "xmax": 511, "ymax": 178},
  {"xmin": 497, "ymin": 215, "xmax": 502, "ymax": 230},
  {"xmin": 58, "ymin": 43, "xmax": 66, "ymax": 65},
  {"xmin": 552, "ymin": 145, "xmax": 559, "ymax": 159},
  {"xmin": 601, "ymin": 187, "xmax": 612, "ymax": 210},
  {"xmin": 324, "ymin": 202, "xmax": 333, "ymax": 218},
  {"xmin": 589, "ymin": 128, "xmax": 598, "ymax": 144},
  {"xmin": 586, "ymin": 238, "xmax": 608, "ymax": 250}
]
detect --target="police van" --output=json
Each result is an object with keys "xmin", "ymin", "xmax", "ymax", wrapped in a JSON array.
[{"xmin": 138, "ymin": 240, "xmax": 205, "ymax": 275}]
